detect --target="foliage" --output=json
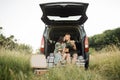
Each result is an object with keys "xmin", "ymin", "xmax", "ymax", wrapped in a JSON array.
[
  {"xmin": 89, "ymin": 27, "xmax": 120, "ymax": 51},
  {"xmin": 0, "ymin": 27, "xmax": 32, "ymax": 53}
]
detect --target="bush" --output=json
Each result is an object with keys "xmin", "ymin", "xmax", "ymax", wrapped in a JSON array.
[
  {"xmin": 89, "ymin": 27, "xmax": 120, "ymax": 50},
  {"xmin": 0, "ymin": 27, "xmax": 32, "ymax": 53}
]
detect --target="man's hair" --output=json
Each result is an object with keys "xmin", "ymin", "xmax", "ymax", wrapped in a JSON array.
[
  {"xmin": 65, "ymin": 33, "xmax": 71, "ymax": 40},
  {"xmin": 65, "ymin": 33, "xmax": 71, "ymax": 36}
]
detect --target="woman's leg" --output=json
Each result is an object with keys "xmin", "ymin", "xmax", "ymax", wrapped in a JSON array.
[
  {"xmin": 62, "ymin": 53, "xmax": 66, "ymax": 61},
  {"xmin": 54, "ymin": 53, "xmax": 62, "ymax": 65}
]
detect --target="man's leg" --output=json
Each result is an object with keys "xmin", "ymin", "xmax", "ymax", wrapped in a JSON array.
[
  {"xmin": 72, "ymin": 53, "xmax": 78, "ymax": 64},
  {"xmin": 66, "ymin": 53, "xmax": 71, "ymax": 64}
]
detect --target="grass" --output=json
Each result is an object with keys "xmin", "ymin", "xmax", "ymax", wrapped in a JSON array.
[
  {"xmin": 0, "ymin": 45, "xmax": 120, "ymax": 80},
  {"xmin": 90, "ymin": 45, "xmax": 120, "ymax": 80},
  {"xmin": 0, "ymin": 48, "xmax": 32, "ymax": 80},
  {"xmin": 37, "ymin": 65, "xmax": 104, "ymax": 80}
]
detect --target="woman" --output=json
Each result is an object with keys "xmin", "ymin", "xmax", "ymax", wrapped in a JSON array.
[{"xmin": 54, "ymin": 36, "xmax": 66, "ymax": 65}]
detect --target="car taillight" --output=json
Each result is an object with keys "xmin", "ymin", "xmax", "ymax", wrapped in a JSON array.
[
  {"xmin": 40, "ymin": 37, "xmax": 44, "ymax": 53},
  {"xmin": 84, "ymin": 36, "xmax": 89, "ymax": 52}
]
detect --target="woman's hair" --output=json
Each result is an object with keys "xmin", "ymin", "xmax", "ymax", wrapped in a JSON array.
[{"xmin": 58, "ymin": 36, "xmax": 64, "ymax": 43}]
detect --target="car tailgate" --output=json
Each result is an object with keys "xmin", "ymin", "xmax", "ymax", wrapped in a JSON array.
[{"xmin": 40, "ymin": 2, "xmax": 89, "ymax": 25}]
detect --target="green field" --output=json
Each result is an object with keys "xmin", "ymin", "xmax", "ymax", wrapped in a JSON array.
[{"xmin": 0, "ymin": 46, "xmax": 120, "ymax": 80}]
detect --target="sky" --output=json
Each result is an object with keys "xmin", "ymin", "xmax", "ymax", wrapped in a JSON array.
[{"xmin": 0, "ymin": 0, "xmax": 120, "ymax": 52}]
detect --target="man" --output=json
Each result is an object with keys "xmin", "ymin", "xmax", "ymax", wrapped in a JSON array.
[{"xmin": 64, "ymin": 33, "xmax": 78, "ymax": 64}]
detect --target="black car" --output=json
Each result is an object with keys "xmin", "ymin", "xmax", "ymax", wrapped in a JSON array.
[{"xmin": 39, "ymin": 2, "xmax": 89, "ymax": 69}]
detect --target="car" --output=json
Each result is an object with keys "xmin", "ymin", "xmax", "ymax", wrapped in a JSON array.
[{"xmin": 39, "ymin": 2, "xmax": 89, "ymax": 69}]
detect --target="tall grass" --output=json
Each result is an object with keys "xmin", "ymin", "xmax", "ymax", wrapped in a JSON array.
[
  {"xmin": 32, "ymin": 46, "xmax": 119, "ymax": 80},
  {"xmin": 37, "ymin": 65, "xmax": 104, "ymax": 80},
  {"xmin": 0, "ymin": 48, "xmax": 31, "ymax": 80},
  {"xmin": 90, "ymin": 45, "xmax": 120, "ymax": 80},
  {"xmin": 0, "ymin": 45, "xmax": 120, "ymax": 80}
]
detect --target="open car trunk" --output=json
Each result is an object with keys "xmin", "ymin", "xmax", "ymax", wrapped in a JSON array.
[
  {"xmin": 46, "ymin": 26, "xmax": 82, "ymax": 57},
  {"xmin": 40, "ymin": 2, "xmax": 89, "ymax": 25}
]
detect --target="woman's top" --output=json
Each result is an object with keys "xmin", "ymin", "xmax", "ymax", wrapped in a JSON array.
[{"xmin": 54, "ymin": 42, "xmax": 66, "ymax": 53}]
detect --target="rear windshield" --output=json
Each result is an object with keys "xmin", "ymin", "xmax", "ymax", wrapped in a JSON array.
[{"xmin": 47, "ymin": 16, "xmax": 81, "ymax": 21}]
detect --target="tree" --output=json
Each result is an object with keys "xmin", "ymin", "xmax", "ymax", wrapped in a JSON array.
[
  {"xmin": 89, "ymin": 27, "xmax": 120, "ymax": 50},
  {"xmin": 0, "ymin": 27, "xmax": 32, "ymax": 53}
]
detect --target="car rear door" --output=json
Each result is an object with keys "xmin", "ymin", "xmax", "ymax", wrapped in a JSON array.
[{"xmin": 40, "ymin": 2, "xmax": 89, "ymax": 25}]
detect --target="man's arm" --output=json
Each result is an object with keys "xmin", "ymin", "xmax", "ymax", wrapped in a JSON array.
[{"xmin": 70, "ymin": 40, "xmax": 77, "ymax": 50}]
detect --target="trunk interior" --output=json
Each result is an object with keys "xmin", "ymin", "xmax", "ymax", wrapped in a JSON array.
[{"xmin": 46, "ymin": 26, "xmax": 82, "ymax": 57}]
